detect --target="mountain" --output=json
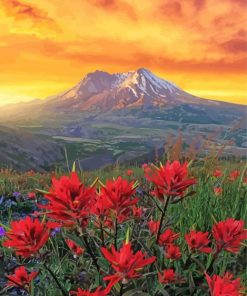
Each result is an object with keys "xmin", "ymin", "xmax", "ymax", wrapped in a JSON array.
[
  {"xmin": 44, "ymin": 68, "xmax": 238, "ymax": 112},
  {"xmin": 0, "ymin": 125, "xmax": 64, "ymax": 171},
  {"xmin": 0, "ymin": 68, "xmax": 245, "ymax": 120},
  {"xmin": 0, "ymin": 68, "xmax": 246, "ymax": 171}
]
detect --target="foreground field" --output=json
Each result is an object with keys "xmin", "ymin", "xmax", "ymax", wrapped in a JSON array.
[{"xmin": 0, "ymin": 159, "xmax": 246, "ymax": 295}]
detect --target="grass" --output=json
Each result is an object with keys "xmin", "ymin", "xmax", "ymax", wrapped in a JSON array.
[{"xmin": 0, "ymin": 159, "xmax": 246, "ymax": 295}]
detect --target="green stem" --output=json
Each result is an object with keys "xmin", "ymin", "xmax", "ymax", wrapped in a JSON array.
[
  {"xmin": 43, "ymin": 263, "xmax": 68, "ymax": 296},
  {"xmin": 83, "ymin": 235, "xmax": 100, "ymax": 273},
  {"xmin": 156, "ymin": 196, "xmax": 170, "ymax": 244},
  {"xmin": 100, "ymin": 221, "xmax": 105, "ymax": 247},
  {"xmin": 191, "ymin": 257, "xmax": 206, "ymax": 272},
  {"xmin": 114, "ymin": 217, "xmax": 118, "ymax": 249},
  {"xmin": 119, "ymin": 283, "xmax": 123, "ymax": 296},
  {"xmin": 205, "ymin": 251, "xmax": 219, "ymax": 274}
]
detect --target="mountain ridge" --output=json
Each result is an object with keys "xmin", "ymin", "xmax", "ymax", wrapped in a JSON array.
[
  {"xmin": 47, "ymin": 68, "xmax": 237, "ymax": 111},
  {"xmin": 0, "ymin": 68, "xmax": 246, "ymax": 112}
]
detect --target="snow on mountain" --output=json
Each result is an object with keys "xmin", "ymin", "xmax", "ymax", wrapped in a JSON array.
[{"xmin": 49, "ymin": 68, "xmax": 209, "ymax": 111}]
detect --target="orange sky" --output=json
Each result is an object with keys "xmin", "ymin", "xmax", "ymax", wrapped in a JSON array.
[{"xmin": 0, "ymin": 0, "xmax": 246, "ymax": 106}]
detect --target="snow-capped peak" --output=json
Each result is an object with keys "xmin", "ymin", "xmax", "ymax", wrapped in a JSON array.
[{"xmin": 55, "ymin": 68, "xmax": 199, "ymax": 111}]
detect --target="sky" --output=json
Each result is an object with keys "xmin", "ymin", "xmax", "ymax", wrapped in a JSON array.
[{"xmin": 0, "ymin": 0, "xmax": 246, "ymax": 106}]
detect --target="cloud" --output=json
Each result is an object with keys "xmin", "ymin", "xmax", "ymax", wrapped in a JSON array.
[
  {"xmin": 157, "ymin": 1, "xmax": 183, "ymax": 19},
  {"xmin": 88, "ymin": 0, "xmax": 138, "ymax": 20},
  {"xmin": 220, "ymin": 38, "xmax": 247, "ymax": 53},
  {"xmin": 0, "ymin": 0, "xmax": 246, "ymax": 105},
  {"xmin": 193, "ymin": 0, "xmax": 206, "ymax": 10},
  {"xmin": 1, "ymin": 0, "xmax": 55, "ymax": 24}
]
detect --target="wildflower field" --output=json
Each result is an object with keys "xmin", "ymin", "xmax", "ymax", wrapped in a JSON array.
[{"xmin": 0, "ymin": 159, "xmax": 246, "ymax": 296}]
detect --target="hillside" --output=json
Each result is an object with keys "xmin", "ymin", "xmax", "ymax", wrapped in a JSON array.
[{"xmin": 0, "ymin": 125, "xmax": 64, "ymax": 171}]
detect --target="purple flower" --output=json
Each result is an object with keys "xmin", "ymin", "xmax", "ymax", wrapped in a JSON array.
[
  {"xmin": 51, "ymin": 227, "xmax": 61, "ymax": 237},
  {"xmin": 136, "ymin": 188, "xmax": 144, "ymax": 196},
  {"xmin": 0, "ymin": 227, "xmax": 6, "ymax": 237},
  {"xmin": 194, "ymin": 141, "xmax": 202, "ymax": 151},
  {"xmin": 13, "ymin": 191, "xmax": 21, "ymax": 198}
]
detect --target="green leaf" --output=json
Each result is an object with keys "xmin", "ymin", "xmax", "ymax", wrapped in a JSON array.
[
  {"xmin": 125, "ymin": 225, "xmax": 131, "ymax": 244},
  {"xmin": 63, "ymin": 232, "xmax": 85, "ymax": 249},
  {"xmin": 123, "ymin": 288, "xmax": 149, "ymax": 296},
  {"xmin": 72, "ymin": 161, "xmax": 76, "ymax": 172}
]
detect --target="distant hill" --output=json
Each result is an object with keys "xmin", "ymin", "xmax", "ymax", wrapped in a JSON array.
[{"xmin": 0, "ymin": 125, "xmax": 64, "ymax": 171}]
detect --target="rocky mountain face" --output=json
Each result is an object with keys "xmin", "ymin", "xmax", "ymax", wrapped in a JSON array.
[
  {"xmin": 46, "ymin": 68, "xmax": 229, "ymax": 111},
  {"xmin": 0, "ymin": 68, "xmax": 245, "ymax": 120}
]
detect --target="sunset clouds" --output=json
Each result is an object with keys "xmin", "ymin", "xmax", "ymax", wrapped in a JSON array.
[{"xmin": 0, "ymin": 0, "xmax": 246, "ymax": 105}]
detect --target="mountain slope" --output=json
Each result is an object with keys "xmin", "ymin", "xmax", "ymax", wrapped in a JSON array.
[
  {"xmin": 0, "ymin": 125, "xmax": 64, "ymax": 171},
  {"xmin": 46, "ymin": 68, "xmax": 234, "ymax": 112},
  {"xmin": 0, "ymin": 68, "xmax": 245, "ymax": 121}
]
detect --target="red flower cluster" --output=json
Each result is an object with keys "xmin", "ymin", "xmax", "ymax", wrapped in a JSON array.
[
  {"xmin": 98, "ymin": 176, "xmax": 138, "ymax": 219},
  {"xmin": 148, "ymin": 220, "xmax": 160, "ymax": 235},
  {"xmin": 126, "ymin": 169, "xmax": 134, "ymax": 177},
  {"xmin": 66, "ymin": 239, "xmax": 84, "ymax": 256},
  {"xmin": 165, "ymin": 243, "xmax": 181, "ymax": 260},
  {"xmin": 158, "ymin": 228, "xmax": 179, "ymax": 246},
  {"xmin": 213, "ymin": 169, "xmax": 222, "ymax": 178},
  {"xmin": 39, "ymin": 172, "xmax": 96, "ymax": 227},
  {"xmin": 214, "ymin": 187, "xmax": 222, "ymax": 197},
  {"xmin": 132, "ymin": 206, "xmax": 143, "ymax": 219},
  {"xmin": 6, "ymin": 266, "xmax": 38, "ymax": 292},
  {"xmin": 145, "ymin": 161, "xmax": 196, "ymax": 200},
  {"xmin": 27, "ymin": 192, "xmax": 36, "ymax": 199},
  {"xmin": 155, "ymin": 228, "xmax": 181, "ymax": 260},
  {"xmin": 70, "ymin": 287, "xmax": 106, "ymax": 296},
  {"xmin": 185, "ymin": 230, "xmax": 212, "ymax": 253},
  {"xmin": 229, "ymin": 170, "xmax": 240, "ymax": 181},
  {"xmin": 2, "ymin": 216, "xmax": 57, "ymax": 257},
  {"xmin": 205, "ymin": 272, "xmax": 243, "ymax": 296},
  {"xmin": 212, "ymin": 218, "xmax": 247, "ymax": 254},
  {"xmin": 101, "ymin": 242, "xmax": 156, "ymax": 293},
  {"xmin": 158, "ymin": 269, "xmax": 177, "ymax": 284}
]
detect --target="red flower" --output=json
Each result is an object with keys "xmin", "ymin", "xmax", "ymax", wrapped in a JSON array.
[
  {"xmin": 145, "ymin": 161, "xmax": 196, "ymax": 200},
  {"xmin": 126, "ymin": 169, "xmax": 134, "ymax": 177},
  {"xmin": 91, "ymin": 195, "xmax": 110, "ymax": 225},
  {"xmin": 132, "ymin": 206, "xmax": 143, "ymax": 218},
  {"xmin": 6, "ymin": 266, "xmax": 38, "ymax": 292},
  {"xmin": 213, "ymin": 169, "xmax": 222, "ymax": 178},
  {"xmin": 158, "ymin": 269, "xmax": 176, "ymax": 284},
  {"xmin": 101, "ymin": 242, "xmax": 156, "ymax": 293},
  {"xmin": 2, "ymin": 216, "xmax": 57, "ymax": 257},
  {"xmin": 229, "ymin": 170, "xmax": 240, "ymax": 181},
  {"xmin": 214, "ymin": 187, "xmax": 222, "ymax": 197},
  {"xmin": 70, "ymin": 287, "xmax": 106, "ymax": 296},
  {"xmin": 212, "ymin": 218, "xmax": 247, "ymax": 254},
  {"xmin": 142, "ymin": 163, "xmax": 148, "ymax": 170},
  {"xmin": 26, "ymin": 170, "xmax": 36, "ymax": 177},
  {"xmin": 205, "ymin": 272, "xmax": 244, "ymax": 296},
  {"xmin": 99, "ymin": 176, "xmax": 138, "ymax": 219},
  {"xmin": 165, "ymin": 244, "xmax": 181, "ymax": 260},
  {"xmin": 148, "ymin": 220, "xmax": 160, "ymax": 235},
  {"xmin": 185, "ymin": 230, "xmax": 212, "ymax": 253},
  {"xmin": 27, "ymin": 192, "xmax": 36, "ymax": 199},
  {"xmin": 66, "ymin": 239, "xmax": 84, "ymax": 256},
  {"xmin": 39, "ymin": 172, "xmax": 96, "ymax": 227},
  {"xmin": 158, "ymin": 228, "xmax": 179, "ymax": 246}
]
